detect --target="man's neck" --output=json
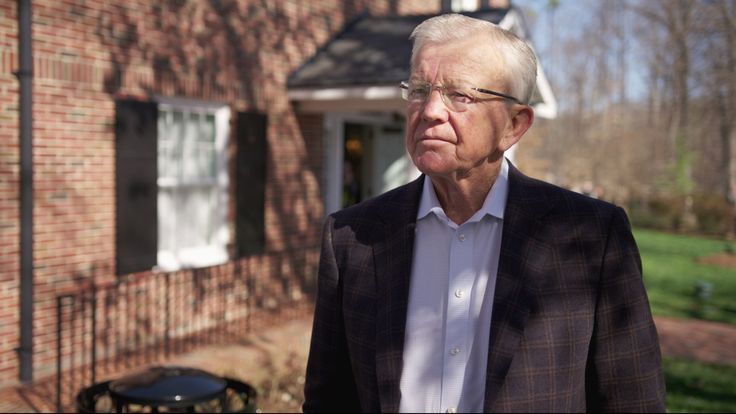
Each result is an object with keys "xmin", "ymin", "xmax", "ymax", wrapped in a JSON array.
[{"xmin": 429, "ymin": 162, "xmax": 501, "ymax": 225}]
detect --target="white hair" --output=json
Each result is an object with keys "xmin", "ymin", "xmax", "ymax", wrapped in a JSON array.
[{"xmin": 410, "ymin": 13, "xmax": 538, "ymax": 104}]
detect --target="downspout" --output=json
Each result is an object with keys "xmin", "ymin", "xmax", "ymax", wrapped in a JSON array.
[{"xmin": 16, "ymin": 0, "xmax": 33, "ymax": 383}]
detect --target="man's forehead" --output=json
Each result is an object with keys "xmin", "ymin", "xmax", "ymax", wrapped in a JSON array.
[
  {"xmin": 411, "ymin": 41, "xmax": 503, "ymax": 84},
  {"xmin": 415, "ymin": 37, "xmax": 490, "ymax": 60}
]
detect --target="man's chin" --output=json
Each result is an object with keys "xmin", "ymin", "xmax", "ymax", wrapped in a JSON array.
[
  {"xmin": 411, "ymin": 151, "xmax": 458, "ymax": 175},
  {"xmin": 415, "ymin": 163, "xmax": 454, "ymax": 178}
]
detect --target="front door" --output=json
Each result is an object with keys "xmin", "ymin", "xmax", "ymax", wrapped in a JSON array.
[{"xmin": 340, "ymin": 120, "xmax": 418, "ymax": 209}]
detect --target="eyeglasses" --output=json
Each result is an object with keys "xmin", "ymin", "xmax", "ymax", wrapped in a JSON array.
[{"xmin": 399, "ymin": 80, "xmax": 523, "ymax": 112}]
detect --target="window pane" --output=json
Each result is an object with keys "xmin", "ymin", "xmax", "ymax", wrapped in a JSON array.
[
  {"xmin": 176, "ymin": 112, "xmax": 216, "ymax": 180},
  {"xmin": 157, "ymin": 104, "xmax": 227, "ymax": 271},
  {"xmin": 201, "ymin": 114, "xmax": 216, "ymax": 142},
  {"xmin": 158, "ymin": 110, "xmax": 185, "ymax": 180}
]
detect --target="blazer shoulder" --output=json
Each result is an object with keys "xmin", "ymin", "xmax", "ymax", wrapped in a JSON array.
[
  {"xmin": 509, "ymin": 166, "xmax": 621, "ymax": 219},
  {"xmin": 329, "ymin": 176, "xmax": 424, "ymax": 225},
  {"xmin": 550, "ymin": 181, "xmax": 619, "ymax": 214}
]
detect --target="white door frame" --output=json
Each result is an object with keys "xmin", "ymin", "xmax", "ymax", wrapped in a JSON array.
[{"xmin": 322, "ymin": 112, "xmax": 403, "ymax": 216}]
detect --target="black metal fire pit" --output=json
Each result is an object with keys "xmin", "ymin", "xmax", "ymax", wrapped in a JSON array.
[{"xmin": 75, "ymin": 366, "xmax": 257, "ymax": 413}]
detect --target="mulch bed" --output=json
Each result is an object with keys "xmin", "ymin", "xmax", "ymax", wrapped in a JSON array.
[{"xmin": 697, "ymin": 252, "xmax": 736, "ymax": 269}]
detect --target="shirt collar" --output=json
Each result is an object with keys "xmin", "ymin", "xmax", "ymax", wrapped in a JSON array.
[{"xmin": 417, "ymin": 157, "xmax": 509, "ymax": 223}]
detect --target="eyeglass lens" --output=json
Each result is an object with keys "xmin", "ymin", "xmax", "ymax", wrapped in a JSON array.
[{"xmin": 402, "ymin": 83, "xmax": 474, "ymax": 112}]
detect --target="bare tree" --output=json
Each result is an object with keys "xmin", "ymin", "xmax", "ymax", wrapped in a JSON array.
[
  {"xmin": 522, "ymin": 0, "xmax": 735, "ymax": 232},
  {"xmin": 631, "ymin": 0, "xmax": 695, "ymax": 197}
]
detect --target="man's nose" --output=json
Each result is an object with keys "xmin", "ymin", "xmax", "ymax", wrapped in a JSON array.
[{"xmin": 421, "ymin": 88, "xmax": 449, "ymax": 122}]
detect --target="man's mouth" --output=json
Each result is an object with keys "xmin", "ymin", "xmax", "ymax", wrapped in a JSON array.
[{"xmin": 418, "ymin": 135, "xmax": 452, "ymax": 144}]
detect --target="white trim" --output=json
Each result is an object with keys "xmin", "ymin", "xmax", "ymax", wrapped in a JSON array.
[
  {"xmin": 323, "ymin": 113, "xmax": 344, "ymax": 217},
  {"xmin": 531, "ymin": 61, "xmax": 558, "ymax": 119},
  {"xmin": 213, "ymin": 105, "xmax": 231, "ymax": 248},
  {"xmin": 288, "ymin": 85, "xmax": 402, "ymax": 101},
  {"xmin": 452, "ymin": 0, "xmax": 478, "ymax": 12},
  {"xmin": 214, "ymin": 106, "xmax": 231, "ymax": 188},
  {"xmin": 499, "ymin": 9, "xmax": 557, "ymax": 119},
  {"xmin": 155, "ymin": 95, "xmax": 228, "ymax": 110},
  {"xmin": 297, "ymin": 99, "xmax": 407, "ymax": 113},
  {"xmin": 158, "ymin": 246, "xmax": 229, "ymax": 272},
  {"xmin": 498, "ymin": 9, "xmax": 519, "ymax": 34}
]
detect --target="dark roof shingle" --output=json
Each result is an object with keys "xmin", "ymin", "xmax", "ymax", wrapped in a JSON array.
[{"xmin": 287, "ymin": 10, "xmax": 509, "ymax": 89}]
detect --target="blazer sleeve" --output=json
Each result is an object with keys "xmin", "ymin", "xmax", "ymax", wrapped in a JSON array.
[
  {"xmin": 585, "ymin": 207, "xmax": 667, "ymax": 412},
  {"xmin": 303, "ymin": 216, "xmax": 361, "ymax": 413}
]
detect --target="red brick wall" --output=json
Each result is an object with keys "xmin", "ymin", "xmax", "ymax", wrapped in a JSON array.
[
  {"xmin": 0, "ymin": 0, "xmax": 21, "ymax": 384},
  {"xmin": 0, "ymin": 0, "xmax": 439, "ymax": 389}
]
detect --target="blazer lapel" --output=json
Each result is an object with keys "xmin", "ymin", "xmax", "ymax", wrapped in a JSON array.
[
  {"xmin": 373, "ymin": 175, "xmax": 424, "ymax": 413},
  {"xmin": 484, "ymin": 163, "xmax": 556, "ymax": 410}
]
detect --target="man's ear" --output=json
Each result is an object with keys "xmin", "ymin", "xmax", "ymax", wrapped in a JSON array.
[{"xmin": 498, "ymin": 105, "xmax": 534, "ymax": 152}]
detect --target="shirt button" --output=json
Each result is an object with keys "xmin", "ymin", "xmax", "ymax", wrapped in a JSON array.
[
  {"xmin": 447, "ymin": 408, "xmax": 457, "ymax": 413},
  {"xmin": 454, "ymin": 289, "xmax": 464, "ymax": 298},
  {"xmin": 450, "ymin": 347, "xmax": 460, "ymax": 356},
  {"xmin": 458, "ymin": 234, "xmax": 465, "ymax": 241}
]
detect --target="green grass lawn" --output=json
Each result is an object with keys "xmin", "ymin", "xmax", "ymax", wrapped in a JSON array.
[
  {"xmin": 633, "ymin": 228, "xmax": 736, "ymax": 324},
  {"xmin": 664, "ymin": 357, "xmax": 736, "ymax": 413},
  {"xmin": 632, "ymin": 229, "xmax": 736, "ymax": 412}
]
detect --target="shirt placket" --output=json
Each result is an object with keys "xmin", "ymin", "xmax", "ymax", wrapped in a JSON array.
[{"xmin": 440, "ymin": 222, "xmax": 475, "ymax": 413}]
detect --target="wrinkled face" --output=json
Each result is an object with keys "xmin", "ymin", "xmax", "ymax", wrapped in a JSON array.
[{"xmin": 405, "ymin": 37, "xmax": 519, "ymax": 180}]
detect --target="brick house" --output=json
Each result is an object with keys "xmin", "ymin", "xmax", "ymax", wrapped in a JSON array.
[{"xmin": 0, "ymin": 0, "xmax": 555, "ymax": 399}]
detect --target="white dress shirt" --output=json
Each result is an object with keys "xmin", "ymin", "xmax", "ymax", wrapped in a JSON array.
[{"xmin": 399, "ymin": 159, "xmax": 509, "ymax": 414}]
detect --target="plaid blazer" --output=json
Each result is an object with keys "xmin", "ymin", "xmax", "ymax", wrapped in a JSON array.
[{"xmin": 303, "ymin": 163, "xmax": 666, "ymax": 413}]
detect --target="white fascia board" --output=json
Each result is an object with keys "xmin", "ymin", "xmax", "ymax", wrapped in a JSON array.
[
  {"xmin": 533, "ymin": 63, "xmax": 558, "ymax": 119},
  {"xmin": 498, "ymin": 9, "xmax": 523, "ymax": 36},
  {"xmin": 498, "ymin": 9, "xmax": 558, "ymax": 119},
  {"xmin": 288, "ymin": 85, "xmax": 402, "ymax": 101}
]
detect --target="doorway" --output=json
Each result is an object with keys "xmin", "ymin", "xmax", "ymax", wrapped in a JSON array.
[
  {"xmin": 341, "ymin": 121, "xmax": 418, "ymax": 209},
  {"xmin": 323, "ymin": 113, "xmax": 419, "ymax": 215}
]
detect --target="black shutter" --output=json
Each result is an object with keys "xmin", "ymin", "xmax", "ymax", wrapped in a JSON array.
[
  {"xmin": 236, "ymin": 112, "xmax": 267, "ymax": 256},
  {"xmin": 115, "ymin": 100, "xmax": 158, "ymax": 275}
]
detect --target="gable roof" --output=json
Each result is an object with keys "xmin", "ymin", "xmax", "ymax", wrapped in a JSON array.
[
  {"xmin": 287, "ymin": 8, "xmax": 557, "ymax": 118},
  {"xmin": 287, "ymin": 9, "xmax": 509, "ymax": 89}
]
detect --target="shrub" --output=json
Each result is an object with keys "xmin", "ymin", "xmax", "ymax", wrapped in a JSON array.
[
  {"xmin": 692, "ymin": 193, "xmax": 734, "ymax": 236},
  {"xmin": 628, "ymin": 195, "xmax": 687, "ymax": 232}
]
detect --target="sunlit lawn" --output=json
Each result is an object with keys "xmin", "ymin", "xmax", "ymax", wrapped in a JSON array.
[
  {"xmin": 664, "ymin": 357, "xmax": 736, "ymax": 413},
  {"xmin": 633, "ymin": 228, "xmax": 736, "ymax": 325},
  {"xmin": 633, "ymin": 228, "xmax": 736, "ymax": 412}
]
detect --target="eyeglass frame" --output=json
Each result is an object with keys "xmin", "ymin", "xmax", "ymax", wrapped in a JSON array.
[{"xmin": 399, "ymin": 80, "xmax": 524, "ymax": 111}]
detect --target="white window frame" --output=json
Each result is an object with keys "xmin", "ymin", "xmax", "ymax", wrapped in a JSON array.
[
  {"xmin": 154, "ymin": 96, "xmax": 230, "ymax": 271},
  {"xmin": 452, "ymin": 0, "xmax": 478, "ymax": 12}
]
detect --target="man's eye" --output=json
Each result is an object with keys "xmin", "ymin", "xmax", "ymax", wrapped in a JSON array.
[
  {"xmin": 448, "ymin": 90, "xmax": 473, "ymax": 104},
  {"xmin": 408, "ymin": 87, "xmax": 429, "ymax": 100}
]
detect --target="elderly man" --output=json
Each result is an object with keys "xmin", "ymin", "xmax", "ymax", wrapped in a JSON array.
[{"xmin": 303, "ymin": 13, "xmax": 665, "ymax": 413}]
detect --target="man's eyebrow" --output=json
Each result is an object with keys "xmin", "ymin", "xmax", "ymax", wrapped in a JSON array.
[
  {"xmin": 407, "ymin": 78, "xmax": 473, "ymax": 88},
  {"xmin": 409, "ymin": 69, "xmax": 474, "ymax": 84}
]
